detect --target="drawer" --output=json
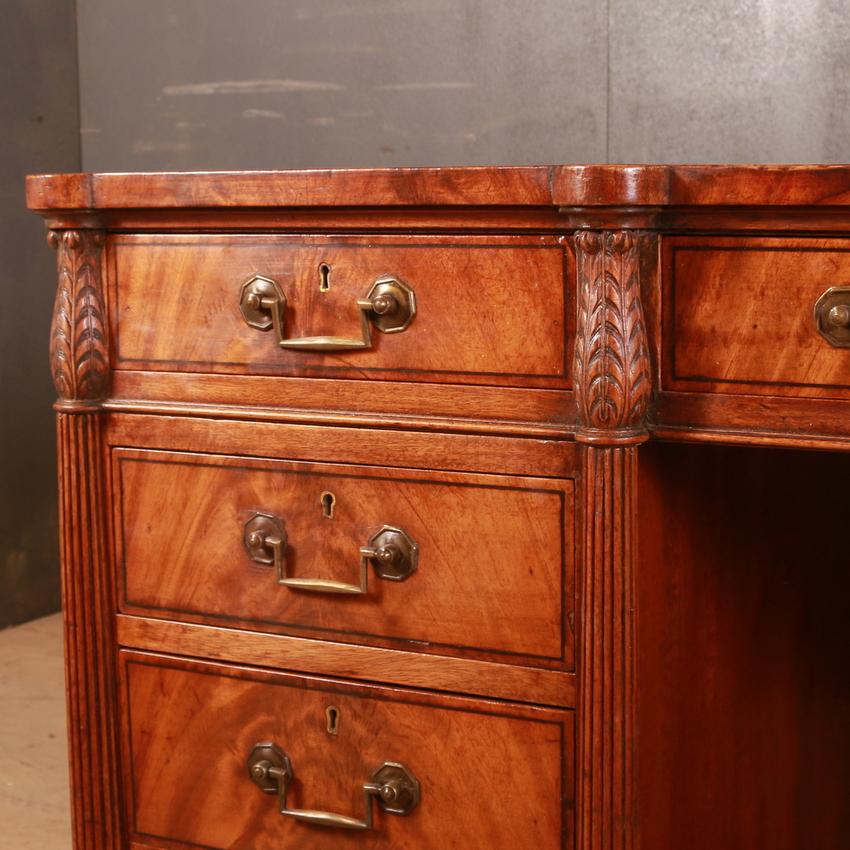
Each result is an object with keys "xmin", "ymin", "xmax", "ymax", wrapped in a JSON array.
[
  {"xmin": 120, "ymin": 652, "xmax": 574, "ymax": 850},
  {"xmin": 110, "ymin": 234, "xmax": 570, "ymax": 389},
  {"xmin": 114, "ymin": 448, "xmax": 574, "ymax": 668},
  {"xmin": 663, "ymin": 236, "xmax": 850, "ymax": 397}
]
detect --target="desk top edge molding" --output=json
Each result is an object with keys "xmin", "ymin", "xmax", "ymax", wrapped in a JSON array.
[{"xmin": 26, "ymin": 164, "xmax": 850, "ymax": 211}]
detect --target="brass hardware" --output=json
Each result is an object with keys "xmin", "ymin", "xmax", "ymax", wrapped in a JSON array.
[
  {"xmin": 325, "ymin": 705, "xmax": 340, "ymax": 735},
  {"xmin": 239, "ymin": 273, "xmax": 415, "ymax": 351},
  {"xmin": 247, "ymin": 742, "xmax": 420, "ymax": 830},
  {"xmin": 243, "ymin": 514, "xmax": 417, "ymax": 594},
  {"xmin": 243, "ymin": 512, "xmax": 286, "ymax": 566},
  {"xmin": 363, "ymin": 525, "xmax": 418, "ymax": 582},
  {"xmin": 814, "ymin": 286, "xmax": 850, "ymax": 347}
]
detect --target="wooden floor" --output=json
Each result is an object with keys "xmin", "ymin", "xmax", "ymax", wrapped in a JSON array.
[{"xmin": 0, "ymin": 613, "xmax": 71, "ymax": 848}]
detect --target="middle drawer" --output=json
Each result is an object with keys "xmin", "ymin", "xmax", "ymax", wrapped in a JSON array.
[{"xmin": 114, "ymin": 448, "xmax": 574, "ymax": 670}]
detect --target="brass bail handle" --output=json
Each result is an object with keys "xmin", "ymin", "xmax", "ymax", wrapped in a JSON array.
[
  {"xmin": 243, "ymin": 512, "xmax": 418, "ymax": 595},
  {"xmin": 239, "ymin": 273, "xmax": 416, "ymax": 351},
  {"xmin": 248, "ymin": 742, "xmax": 420, "ymax": 831}
]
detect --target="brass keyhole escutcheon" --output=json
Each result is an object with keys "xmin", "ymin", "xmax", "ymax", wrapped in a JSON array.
[{"xmin": 326, "ymin": 705, "xmax": 340, "ymax": 735}]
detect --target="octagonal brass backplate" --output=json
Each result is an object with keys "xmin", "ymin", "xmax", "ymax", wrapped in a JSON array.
[
  {"xmin": 814, "ymin": 285, "xmax": 850, "ymax": 348},
  {"xmin": 240, "ymin": 275, "xmax": 283, "ymax": 330},
  {"xmin": 366, "ymin": 277, "xmax": 416, "ymax": 334},
  {"xmin": 243, "ymin": 512, "xmax": 286, "ymax": 565},
  {"xmin": 247, "ymin": 742, "xmax": 292, "ymax": 793},
  {"xmin": 368, "ymin": 525, "xmax": 418, "ymax": 581},
  {"xmin": 370, "ymin": 762, "xmax": 420, "ymax": 815}
]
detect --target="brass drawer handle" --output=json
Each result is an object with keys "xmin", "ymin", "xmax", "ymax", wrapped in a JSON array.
[
  {"xmin": 243, "ymin": 512, "xmax": 418, "ymax": 594},
  {"xmin": 815, "ymin": 286, "xmax": 850, "ymax": 347},
  {"xmin": 239, "ymin": 273, "xmax": 416, "ymax": 351},
  {"xmin": 248, "ymin": 742, "xmax": 420, "ymax": 831}
]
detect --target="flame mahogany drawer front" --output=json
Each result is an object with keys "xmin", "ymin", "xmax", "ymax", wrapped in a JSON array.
[
  {"xmin": 109, "ymin": 233, "xmax": 571, "ymax": 389},
  {"xmin": 120, "ymin": 652, "xmax": 574, "ymax": 850},
  {"xmin": 663, "ymin": 236, "xmax": 850, "ymax": 397},
  {"xmin": 113, "ymin": 446, "xmax": 575, "ymax": 670}
]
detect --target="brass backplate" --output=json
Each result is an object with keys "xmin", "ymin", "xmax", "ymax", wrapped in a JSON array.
[
  {"xmin": 367, "ymin": 525, "xmax": 418, "ymax": 581},
  {"xmin": 240, "ymin": 275, "xmax": 283, "ymax": 330},
  {"xmin": 370, "ymin": 762, "xmax": 421, "ymax": 815},
  {"xmin": 814, "ymin": 285, "xmax": 850, "ymax": 347},
  {"xmin": 247, "ymin": 742, "xmax": 292, "ymax": 793},
  {"xmin": 366, "ymin": 277, "xmax": 416, "ymax": 334},
  {"xmin": 243, "ymin": 512, "xmax": 285, "ymax": 565}
]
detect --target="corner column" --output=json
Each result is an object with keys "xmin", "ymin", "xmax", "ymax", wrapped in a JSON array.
[
  {"xmin": 573, "ymin": 230, "xmax": 652, "ymax": 850},
  {"xmin": 48, "ymin": 228, "xmax": 121, "ymax": 850}
]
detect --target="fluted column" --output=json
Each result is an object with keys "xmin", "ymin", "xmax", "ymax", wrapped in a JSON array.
[
  {"xmin": 48, "ymin": 229, "xmax": 120, "ymax": 850},
  {"xmin": 573, "ymin": 230, "xmax": 652, "ymax": 850}
]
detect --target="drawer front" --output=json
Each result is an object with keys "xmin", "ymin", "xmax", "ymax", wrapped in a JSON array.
[
  {"xmin": 114, "ymin": 448, "xmax": 574, "ymax": 668},
  {"xmin": 110, "ymin": 234, "xmax": 570, "ymax": 388},
  {"xmin": 663, "ymin": 237, "xmax": 850, "ymax": 396},
  {"xmin": 121, "ymin": 652, "xmax": 574, "ymax": 850}
]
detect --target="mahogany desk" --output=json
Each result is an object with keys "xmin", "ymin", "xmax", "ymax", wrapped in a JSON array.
[{"xmin": 27, "ymin": 165, "xmax": 850, "ymax": 849}]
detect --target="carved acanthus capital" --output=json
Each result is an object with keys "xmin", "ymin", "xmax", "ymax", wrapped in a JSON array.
[
  {"xmin": 573, "ymin": 230, "xmax": 651, "ymax": 444},
  {"xmin": 48, "ymin": 229, "xmax": 109, "ymax": 409}
]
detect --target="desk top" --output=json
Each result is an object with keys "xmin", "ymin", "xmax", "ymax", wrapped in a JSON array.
[{"xmin": 26, "ymin": 164, "xmax": 850, "ymax": 210}]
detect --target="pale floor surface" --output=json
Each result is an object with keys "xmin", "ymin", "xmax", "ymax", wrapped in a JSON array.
[{"xmin": 0, "ymin": 613, "xmax": 71, "ymax": 848}]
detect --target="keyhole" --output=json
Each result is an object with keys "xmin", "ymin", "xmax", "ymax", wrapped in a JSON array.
[
  {"xmin": 326, "ymin": 705, "xmax": 340, "ymax": 735},
  {"xmin": 319, "ymin": 263, "xmax": 331, "ymax": 292},
  {"xmin": 320, "ymin": 491, "xmax": 335, "ymax": 519}
]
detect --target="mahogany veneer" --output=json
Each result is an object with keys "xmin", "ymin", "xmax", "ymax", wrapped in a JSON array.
[
  {"xmin": 28, "ymin": 165, "xmax": 850, "ymax": 850},
  {"xmin": 111, "ymin": 234, "xmax": 570, "ymax": 388}
]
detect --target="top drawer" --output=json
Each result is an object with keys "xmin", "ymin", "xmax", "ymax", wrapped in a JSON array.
[
  {"xmin": 663, "ymin": 236, "xmax": 850, "ymax": 398},
  {"xmin": 110, "ymin": 234, "xmax": 570, "ymax": 389}
]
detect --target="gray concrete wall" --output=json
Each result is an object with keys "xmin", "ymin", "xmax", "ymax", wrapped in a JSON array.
[
  {"xmin": 1, "ymin": 1, "xmax": 80, "ymax": 628},
  {"xmin": 76, "ymin": 0, "xmax": 850, "ymax": 171},
  {"xmin": 76, "ymin": 0, "xmax": 607, "ymax": 170}
]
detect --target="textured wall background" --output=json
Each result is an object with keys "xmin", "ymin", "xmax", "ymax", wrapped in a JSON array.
[
  {"xmin": 0, "ymin": 1, "xmax": 79, "ymax": 628},
  {"xmin": 7, "ymin": 0, "xmax": 850, "ymax": 627},
  {"xmin": 76, "ymin": 0, "xmax": 607, "ymax": 170},
  {"xmin": 76, "ymin": 0, "xmax": 850, "ymax": 171}
]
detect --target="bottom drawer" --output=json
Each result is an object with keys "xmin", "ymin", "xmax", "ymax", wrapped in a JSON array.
[{"xmin": 120, "ymin": 652, "xmax": 574, "ymax": 849}]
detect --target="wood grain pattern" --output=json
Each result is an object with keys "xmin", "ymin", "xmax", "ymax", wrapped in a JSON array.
[
  {"xmin": 57, "ymin": 412, "xmax": 122, "ymax": 850},
  {"xmin": 574, "ymin": 231, "xmax": 651, "ymax": 444},
  {"xmin": 653, "ymin": 390, "xmax": 850, "ymax": 451},
  {"xmin": 664, "ymin": 236, "xmax": 850, "ymax": 396},
  {"xmin": 119, "ymin": 651, "xmax": 574, "ymax": 850},
  {"xmin": 116, "ymin": 616, "xmax": 575, "ymax": 707},
  {"xmin": 107, "ymin": 370, "xmax": 575, "ymax": 438},
  {"xmin": 110, "ymin": 234, "xmax": 570, "ymax": 389},
  {"xmin": 577, "ymin": 446, "xmax": 639, "ymax": 850},
  {"xmin": 104, "ymin": 413, "xmax": 577, "ymax": 479},
  {"xmin": 114, "ymin": 449, "xmax": 574, "ymax": 667},
  {"xmin": 573, "ymin": 229, "xmax": 649, "ymax": 850},
  {"xmin": 638, "ymin": 443, "xmax": 850, "ymax": 850},
  {"xmin": 41, "ymin": 206, "xmax": 850, "ymax": 236},
  {"xmin": 27, "ymin": 165, "xmax": 850, "ymax": 211},
  {"xmin": 49, "ymin": 229, "xmax": 108, "ymax": 407}
]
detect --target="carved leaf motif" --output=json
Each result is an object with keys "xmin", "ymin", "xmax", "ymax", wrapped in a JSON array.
[
  {"xmin": 49, "ymin": 230, "xmax": 108, "ymax": 402},
  {"xmin": 49, "ymin": 270, "xmax": 75, "ymax": 399},
  {"xmin": 574, "ymin": 230, "xmax": 651, "ymax": 435}
]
